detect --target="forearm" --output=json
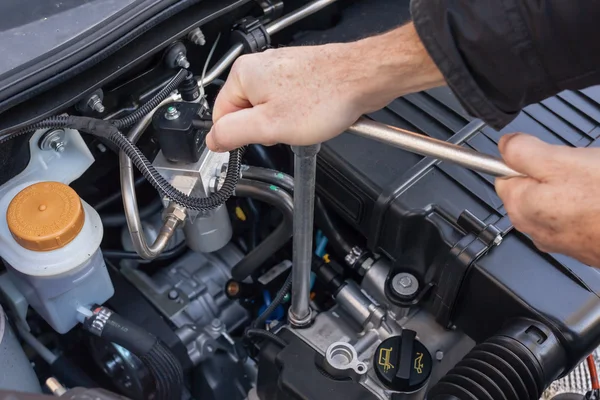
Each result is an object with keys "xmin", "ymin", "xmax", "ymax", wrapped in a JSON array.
[{"xmin": 331, "ymin": 23, "xmax": 445, "ymax": 113}]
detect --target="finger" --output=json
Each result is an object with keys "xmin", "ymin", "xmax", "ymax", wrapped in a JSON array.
[
  {"xmin": 206, "ymin": 105, "xmax": 275, "ymax": 152},
  {"xmin": 495, "ymin": 176, "xmax": 539, "ymax": 231},
  {"xmin": 498, "ymin": 133, "xmax": 560, "ymax": 180},
  {"xmin": 212, "ymin": 72, "xmax": 252, "ymax": 123}
]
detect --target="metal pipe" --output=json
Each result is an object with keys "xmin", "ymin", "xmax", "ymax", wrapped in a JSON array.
[
  {"xmin": 119, "ymin": 94, "xmax": 184, "ymax": 260},
  {"xmin": 265, "ymin": 0, "xmax": 338, "ymax": 35},
  {"xmin": 15, "ymin": 323, "xmax": 58, "ymax": 365},
  {"xmin": 347, "ymin": 118, "xmax": 524, "ymax": 178},
  {"xmin": 288, "ymin": 144, "xmax": 320, "ymax": 327},
  {"xmin": 199, "ymin": 0, "xmax": 339, "ymax": 87}
]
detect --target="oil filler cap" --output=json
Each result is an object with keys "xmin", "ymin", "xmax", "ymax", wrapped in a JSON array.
[
  {"xmin": 7, "ymin": 182, "xmax": 85, "ymax": 251},
  {"xmin": 373, "ymin": 330, "xmax": 432, "ymax": 392}
]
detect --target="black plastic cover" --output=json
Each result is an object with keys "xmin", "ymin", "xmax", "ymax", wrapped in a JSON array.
[{"xmin": 299, "ymin": 0, "xmax": 600, "ymax": 374}]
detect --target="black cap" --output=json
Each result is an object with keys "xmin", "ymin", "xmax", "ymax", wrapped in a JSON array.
[{"xmin": 373, "ymin": 330, "xmax": 432, "ymax": 392}]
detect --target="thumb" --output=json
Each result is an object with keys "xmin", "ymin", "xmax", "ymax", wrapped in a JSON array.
[
  {"xmin": 498, "ymin": 133, "xmax": 560, "ymax": 179},
  {"xmin": 206, "ymin": 106, "xmax": 274, "ymax": 152}
]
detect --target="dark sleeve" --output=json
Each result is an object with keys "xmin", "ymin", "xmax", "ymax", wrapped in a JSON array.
[{"xmin": 410, "ymin": 0, "xmax": 600, "ymax": 130}]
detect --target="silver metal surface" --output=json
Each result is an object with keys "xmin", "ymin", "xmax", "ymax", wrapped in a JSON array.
[
  {"xmin": 345, "ymin": 246, "xmax": 365, "ymax": 267},
  {"xmin": 543, "ymin": 351, "xmax": 600, "ymax": 399},
  {"xmin": 39, "ymin": 129, "xmax": 67, "ymax": 153},
  {"xmin": 289, "ymin": 144, "xmax": 320, "ymax": 327},
  {"xmin": 199, "ymin": 43, "xmax": 245, "ymax": 87},
  {"xmin": 199, "ymin": 0, "xmax": 340, "ymax": 87},
  {"xmin": 120, "ymin": 94, "xmax": 183, "ymax": 260},
  {"xmin": 188, "ymin": 27, "xmax": 206, "ymax": 46},
  {"xmin": 122, "ymin": 244, "xmax": 249, "ymax": 365},
  {"xmin": 152, "ymin": 140, "xmax": 232, "ymax": 252},
  {"xmin": 87, "ymin": 94, "xmax": 105, "ymax": 113},
  {"xmin": 0, "ymin": 306, "xmax": 42, "ymax": 393},
  {"xmin": 323, "ymin": 341, "xmax": 368, "ymax": 381},
  {"xmin": 265, "ymin": 0, "xmax": 338, "ymax": 35},
  {"xmin": 175, "ymin": 52, "xmax": 191, "ymax": 69},
  {"xmin": 348, "ymin": 118, "xmax": 523, "ymax": 178},
  {"xmin": 289, "ymin": 303, "xmax": 474, "ymax": 400},
  {"xmin": 164, "ymin": 105, "xmax": 180, "ymax": 120},
  {"xmin": 391, "ymin": 272, "xmax": 419, "ymax": 297},
  {"xmin": 336, "ymin": 281, "xmax": 379, "ymax": 327}
]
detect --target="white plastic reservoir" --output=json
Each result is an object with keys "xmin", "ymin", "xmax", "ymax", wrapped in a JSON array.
[{"xmin": 0, "ymin": 129, "xmax": 113, "ymax": 333}]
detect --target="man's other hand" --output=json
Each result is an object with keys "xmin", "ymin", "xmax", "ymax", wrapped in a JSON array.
[{"xmin": 496, "ymin": 134, "xmax": 600, "ymax": 267}]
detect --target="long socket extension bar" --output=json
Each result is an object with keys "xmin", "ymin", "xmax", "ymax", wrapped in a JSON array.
[
  {"xmin": 348, "ymin": 118, "xmax": 523, "ymax": 178},
  {"xmin": 199, "ymin": 0, "xmax": 339, "ymax": 87}
]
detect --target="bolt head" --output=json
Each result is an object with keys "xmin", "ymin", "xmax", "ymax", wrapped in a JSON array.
[
  {"xmin": 168, "ymin": 290, "xmax": 179, "ymax": 300},
  {"xmin": 435, "ymin": 351, "xmax": 444, "ymax": 361},
  {"xmin": 211, "ymin": 319, "xmax": 222, "ymax": 329},
  {"xmin": 399, "ymin": 276, "xmax": 412, "ymax": 288},
  {"xmin": 493, "ymin": 235, "xmax": 503, "ymax": 246}
]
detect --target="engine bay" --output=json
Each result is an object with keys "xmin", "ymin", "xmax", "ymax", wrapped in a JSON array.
[{"xmin": 2, "ymin": 1, "xmax": 600, "ymax": 400}]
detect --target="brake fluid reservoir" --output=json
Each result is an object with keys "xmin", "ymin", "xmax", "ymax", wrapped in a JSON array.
[{"xmin": 1, "ymin": 181, "xmax": 113, "ymax": 334}]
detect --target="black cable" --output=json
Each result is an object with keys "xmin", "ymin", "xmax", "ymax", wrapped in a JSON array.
[
  {"xmin": 241, "ymin": 166, "xmax": 353, "ymax": 257},
  {"xmin": 82, "ymin": 307, "xmax": 183, "ymax": 400},
  {"xmin": 245, "ymin": 328, "xmax": 288, "ymax": 348},
  {"xmin": 100, "ymin": 198, "xmax": 163, "ymax": 227},
  {"xmin": 1, "ymin": 115, "xmax": 244, "ymax": 212},
  {"xmin": 103, "ymin": 241, "xmax": 188, "ymax": 260},
  {"xmin": 111, "ymin": 69, "xmax": 188, "ymax": 129},
  {"xmin": 252, "ymin": 272, "xmax": 292, "ymax": 329},
  {"xmin": 232, "ymin": 179, "xmax": 293, "ymax": 281}
]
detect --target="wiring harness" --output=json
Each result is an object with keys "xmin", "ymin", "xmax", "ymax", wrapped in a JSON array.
[{"xmin": 0, "ymin": 71, "xmax": 243, "ymax": 212}]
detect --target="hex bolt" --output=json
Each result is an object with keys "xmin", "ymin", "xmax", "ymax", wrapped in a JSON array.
[
  {"xmin": 436, "ymin": 351, "xmax": 444, "ymax": 361},
  {"xmin": 493, "ymin": 234, "xmax": 503, "ymax": 246},
  {"xmin": 87, "ymin": 94, "xmax": 105, "ymax": 113},
  {"xmin": 175, "ymin": 52, "xmax": 191, "ymax": 69},
  {"xmin": 165, "ymin": 106, "xmax": 181, "ymax": 120},
  {"xmin": 168, "ymin": 290, "xmax": 179, "ymax": 300},
  {"xmin": 211, "ymin": 319, "xmax": 223, "ymax": 330},
  {"xmin": 39, "ymin": 129, "xmax": 67, "ymax": 153},
  {"xmin": 188, "ymin": 28, "xmax": 206, "ymax": 46},
  {"xmin": 399, "ymin": 276, "xmax": 413, "ymax": 288},
  {"xmin": 391, "ymin": 272, "xmax": 419, "ymax": 298}
]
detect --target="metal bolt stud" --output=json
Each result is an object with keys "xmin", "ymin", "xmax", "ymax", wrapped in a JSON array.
[
  {"xmin": 175, "ymin": 52, "xmax": 190, "ymax": 69},
  {"xmin": 188, "ymin": 28, "xmax": 206, "ymax": 46},
  {"xmin": 165, "ymin": 106, "xmax": 181, "ymax": 120},
  {"xmin": 87, "ymin": 94, "xmax": 105, "ymax": 113},
  {"xmin": 399, "ymin": 276, "xmax": 413, "ymax": 288},
  {"xmin": 435, "ymin": 351, "xmax": 444, "ymax": 361},
  {"xmin": 39, "ymin": 129, "xmax": 67, "ymax": 153}
]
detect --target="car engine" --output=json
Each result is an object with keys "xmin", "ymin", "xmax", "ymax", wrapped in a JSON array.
[{"xmin": 2, "ymin": 1, "xmax": 600, "ymax": 400}]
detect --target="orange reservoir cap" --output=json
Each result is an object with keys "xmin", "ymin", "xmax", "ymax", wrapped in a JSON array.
[{"xmin": 6, "ymin": 182, "xmax": 85, "ymax": 251}]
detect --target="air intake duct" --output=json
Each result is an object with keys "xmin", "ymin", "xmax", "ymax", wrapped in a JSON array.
[{"xmin": 428, "ymin": 319, "xmax": 567, "ymax": 400}]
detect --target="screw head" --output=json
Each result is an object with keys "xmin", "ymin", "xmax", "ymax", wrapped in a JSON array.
[
  {"xmin": 168, "ymin": 290, "xmax": 179, "ymax": 300},
  {"xmin": 435, "ymin": 351, "xmax": 444, "ymax": 361},
  {"xmin": 493, "ymin": 234, "xmax": 503, "ymax": 246},
  {"xmin": 211, "ymin": 319, "xmax": 222, "ymax": 329}
]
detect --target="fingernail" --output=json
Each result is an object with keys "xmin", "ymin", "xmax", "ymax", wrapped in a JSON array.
[
  {"xmin": 206, "ymin": 129, "xmax": 220, "ymax": 152},
  {"xmin": 498, "ymin": 133, "xmax": 522, "ymax": 154}
]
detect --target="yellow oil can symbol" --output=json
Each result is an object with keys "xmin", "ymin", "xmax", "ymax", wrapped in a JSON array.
[
  {"xmin": 414, "ymin": 352, "xmax": 424, "ymax": 374},
  {"xmin": 378, "ymin": 347, "xmax": 395, "ymax": 373}
]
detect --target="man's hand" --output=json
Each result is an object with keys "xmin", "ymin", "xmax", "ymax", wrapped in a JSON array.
[
  {"xmin": 206, "ymin": 23, "xmax": 444, "ymax": 152},
  {"xmin": 496, "ymin": 134, "xmax": 600, "ymax": 267}
]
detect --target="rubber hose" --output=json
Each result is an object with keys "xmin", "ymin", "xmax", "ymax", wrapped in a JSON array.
[
  {"xmin": 83, "ymin": 307, "xmax": 183, "ymax": 400},
  {"xmin": 231, "ymin": 179, "xmax": 294, "ymax": 281},
  {"xmin": 103, "ymin": 241, "xmax": 188, "ymax": 260},
  {"xmin": 241, "ymin": 166, "xmax": 353, "ymax": 257},
  {"xmin": 252, "ymin": 272, "xmax": 292, "ymax": 329},
  {"xmin": 100, "ymin": 197, "xmax": 163, "ymax": 227},
  {"xmin": 245, "ymin": 328, "xmax": 288, "ymax": 348},
  {"xmin": 112, "ymin": 69, "xmax": 188, "ymax": 129}
]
